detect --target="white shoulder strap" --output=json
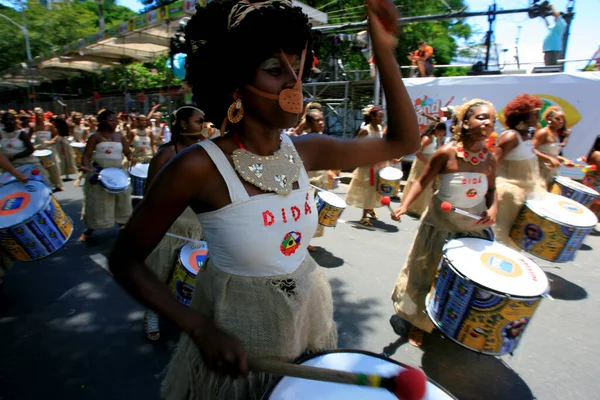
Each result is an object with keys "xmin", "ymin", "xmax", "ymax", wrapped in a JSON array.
[
  {"xmin": 198, "ymin": 140, "xmax": 249, "ymax": 203},
  {"xmin": 281, "ymin": 134, "xmax": 309, "ymax": 188}
]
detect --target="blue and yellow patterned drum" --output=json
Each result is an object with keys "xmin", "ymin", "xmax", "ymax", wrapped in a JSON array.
[
  {"xmin": 0, "ymin": 164, "xmax": 48, "ymax": 187},
  {"xmin": 315, "ymin": 190, "xmax": 346, "ymax": 227},
  {"xmin": 551, "ymin": 176, "xmax": 599, "ymax": 208},
  {"xmin": 129, "ymin": 163, "xmax": 149, "ymax": 196},
  {"xmin": 33, "ymin": 149, "xmax": 55, "ymax": 169},
  {"xmin": 510, "ymin": 193, "xmax": 598, "ymax": 262},
  {"xmin": 427, "ymin": 238, "xmax": 548, "ymax": 355},
  {"xmin": 169, "ymin": 241, "xmax": 208, "ymax": 306},
  {"xmin": 376, "ymin": 166, "xmax": 403, "ymax": 196},
  {"xmin": 0, "ymin": 181, "xmax": 73, "ymax": 261}
]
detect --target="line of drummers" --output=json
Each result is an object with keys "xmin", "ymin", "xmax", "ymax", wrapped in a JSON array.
[{"xmin": 302, "ymin": 95, "xmax": 600, "ymax": 354}]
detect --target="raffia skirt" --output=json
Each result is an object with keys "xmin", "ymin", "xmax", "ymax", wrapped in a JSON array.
[
  {"xmin": 161, "ymin": 255, "xmax": 338, "ymax": 400},
  {"xmin": 391, "ymin": 196, "xmax": 492, "ymax": 333},
  {"xmin": 346, "ymin": 165, "xmax": 382, "ymax": 210},
  {"xmin": 402, "ymin": 158, "xmax": 434, "ymax": 217},
  {"xmin": 81, "ymin": 159, "xmax": 132, "ymax": 230},
  {"xmin": 33, "ymin": 143, "xmax": 63, "ymax": 188},
  {"xmin": 309, "ymin": 171, "xmax": 330, "ymax": 238},
  {"xmin": 538, "ymin": 157, "xmax": 558, "ymax": 190},
  {"xmin": 55, "ymin": 137, "xmax": 77, "ymax": 176},
  {"xmin": 146, "ymin": 207, "xmax": 203, "ymax": 283},
  {"xmin": 496, "ymin": 158, "xmax": 546, "ymax": 248}
]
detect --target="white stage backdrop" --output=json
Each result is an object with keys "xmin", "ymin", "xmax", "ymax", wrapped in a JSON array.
[{"xmin": 403, "ymin": 72, "xmax": 600, "ymax": 161}]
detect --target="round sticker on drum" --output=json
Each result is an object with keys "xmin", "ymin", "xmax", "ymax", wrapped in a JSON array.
[
  {"xmin": 480, "ymin": 252, "xmax": 523, "ymax": 278},
  {"xmin": 558, "ymin": 200, "xmax": 584, "ymax": 214},
  {"xmin": 188, "ymin": 248, "xmax": 208, "ymax": 273},
  {"xmin": 0, "ymin": 192, "xmax": 31, "ymax": 216}
]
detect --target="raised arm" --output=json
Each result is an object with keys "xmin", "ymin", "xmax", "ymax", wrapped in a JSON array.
[{"xmin": 296, "ymin": 0, "xmax": 419, "ymax": 171}]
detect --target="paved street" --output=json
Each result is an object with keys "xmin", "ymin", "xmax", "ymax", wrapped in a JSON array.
[{"xmin": 1, "ymin": 179, "xmax": 599, "ymax": 400}]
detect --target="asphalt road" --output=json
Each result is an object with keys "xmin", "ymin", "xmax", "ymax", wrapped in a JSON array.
[{"xmin": 1, "ymin": 178, "xmax": 598, "ymax": 400}]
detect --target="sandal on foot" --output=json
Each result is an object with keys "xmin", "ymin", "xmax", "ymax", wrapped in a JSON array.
[
  {"xmin": 359, "ymin": 217, "xmax": 373, "ymax": 227},
  {"xmin": 367, "ymin": 210, "xmax": 379, "ymax": 220},
  {"xmin": 144, "ymin": 310, "xmax": 160, "ymax": 341},
  {"xmin": 408, "ymin": 326, "xmax": 425, "ymax": 347}
]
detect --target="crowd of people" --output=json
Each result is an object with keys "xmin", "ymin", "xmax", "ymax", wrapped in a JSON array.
[{"xmin": 0, "ymin": 0, "xmax": 598, "ymax": 399}]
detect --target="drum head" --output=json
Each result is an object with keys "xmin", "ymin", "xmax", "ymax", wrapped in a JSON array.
[
  {"xmin": 33, "ymin": 149, "xmax": 52, "ymax": 157},
  {"xmin": 99, "ymin": 168, "xmax": 130, "ymax": 189},
  {"xmin": 179, "ymin": 241, "xmax": 208, "ymax": 275},
  {"xmin": 0, "ymin": 181, "xmax": 50, "ymax": 229},
  {"xmin": 130, "ymin": 164, "xmax": 150, "ymax": 179},
  {"xmin": 316, "ymin": 190, "xmax": 347, "ymax": 208},
  {"xmin": 555, "ymin": 176, "xmax": 599, "ymax": 196},
  {"xmin": 379, "ymin": 166, "xmax": 403, "ymax": 180},
  {"xmin": 526, "ymin": 193, "xmax": 598, "ymax": 228},
  {"xmin": 264, "ymin": 350, "xmax": 454, "ymax": 399},
  {"xmin": 70, "ymin": 142, "xmax": 85, "ymax": 148},
  {"xmin": 444, "ymin": 238, "xmax": 548, "ymax": 298}
]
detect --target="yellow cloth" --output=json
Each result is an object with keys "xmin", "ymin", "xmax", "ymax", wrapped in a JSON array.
[{"xmin": 55, "ymin": 137, "xmax": 77, "ymax": 176}]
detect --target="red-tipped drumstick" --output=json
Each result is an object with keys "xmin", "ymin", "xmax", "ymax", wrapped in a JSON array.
[
  {"xmin": 381, "ymin": 196, "xmax": 395, "ymax": 213},
  {"xmin": 440, "ymin": 201, "xmax": 482, "ymax": 220},
  {"xmin": 249, "ymin": 357, "xmax": 427, "ymax": 400}
]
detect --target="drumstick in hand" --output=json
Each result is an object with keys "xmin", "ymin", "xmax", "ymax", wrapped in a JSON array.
[
  {"xmin": 249, "ymin": 357, "xmax": 427, "ymax": 400},
  {"xmin": 440, "ymin": 201, "xmax": 482, "ymax": 220},
  {"xmin": 381, "ymin": 196, "xmax": 396, "ymax": 218}
]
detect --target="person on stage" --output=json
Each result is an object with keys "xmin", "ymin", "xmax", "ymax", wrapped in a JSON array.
[
  {"xmin": 391, "ymin": 98, "xmax": 497, "ymax": 347},
  {"xmin": 583, "ymin": 135, "xmax": 600, "ymax": 217},
  {"xmin": 143, "ymin": 105, "xmax": 207, "ymax": 341},
  {"xmin": 346, "ymin": 105, "xmax": 388, "ymax": 226},
  {"xmin": 0, "ymin": 112, "xmax": 50, "ymax": 183},
  {"xmin": 108, "ymin": 0, "xmax": 419, "ymax": 398},
  {"xmin": 533, "ymin": 106, "xmax": 572, "ymax": 189},
  {"xmin": 400, "ymin": 121, "xmax": 446, "ymax": 218},
  {"xmin": 494, "ymin": 94, "xmax": 547, "ymax": 246},
  {"xmin": 407, "ymin": 41, "xmax": 434, "ymax": 77},
  {"xmin": 30, "ymin": 108, "xmax": 64, "ymax": 191},
  {"xmin": 79, "ymin": 110, "xmax": 134, "ymax": 242}
]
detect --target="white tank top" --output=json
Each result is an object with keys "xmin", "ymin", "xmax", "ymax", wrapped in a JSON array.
[
  {"xmin": 437, "ymin": 172, "xmax": 488, "ymax": 209},
  {"xmin": 197, "ymin": 135, "xmax": 318, "ymax": 277},
  {"xmin": 502, "ymin": 131, "xmax": 536, "ymax": 161},
  {"xmin": 0, "ymin": 130, "xmax": 27, "ymax": 156},
  {"xmin": 422, "ymin": 136, "xmax": 438, "ymax": 156},
  {"xmin": 93, "ymin": 141, "xmax": 124, "ymax": 160},
  {"xmin": 537, "ymin": 141, "xmax": 561, "ymax": 157},
  {"xmin": 73, "ymin": 125, "xmax": 86, "ymax": 141},
  {"xmin": 365, "ymin": 124, "xmax": 384, "ymax": 138},
  {"xmin": 34, "ymin": 130, "xmax": 53, "ymax": 143}
]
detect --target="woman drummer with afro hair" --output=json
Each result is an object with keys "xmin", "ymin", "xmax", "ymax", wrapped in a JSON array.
[{"xmin": 109, "ymin": 0, "xmax": 419, "ymax": 398}]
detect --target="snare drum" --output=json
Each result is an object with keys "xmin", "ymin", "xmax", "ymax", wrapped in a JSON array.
[
  {"xmin": 0, "ymin": 181, "xmax": 73, "ymax": 261},
  {"xmin": 427, "ymin": 238, "xmax": 548, "ymax": 355},
  {"xmin": 169, "ymin": 241, "xmax": 208, "ymax": 306},
  {"xmin": 129, "ymin": 164, "xmax": 150, "ymax": 196},
  {"xmin": 551, "ymin": 176, "xmax": 599, "ymax": 208},
  {"xmin": 263, "ymin": 350, "xmax": 455, "ymax": 399},
  {"xmin": 70, "ymin": 142, "xmax": 85, "ymax": 167},
  {"xmin": 376, "ymin": 166, "xmax": 403, "ymax": 196},
  {"xmin": 315, "ymin": 190, "xmax": 346, "ymax": 227},
  {"xmin": 510, "ymin": 193, "xmax": 598, "ymax": 262},
  {"xmin": 98, "ymin": 168, "xmax": 131, "ymax": 194},
  {"xmin": 33, "ymin": 149, "xmax": 55, "ymax": 168}
]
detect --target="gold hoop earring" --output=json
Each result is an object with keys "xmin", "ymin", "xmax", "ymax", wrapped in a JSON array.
[{"xmin": 227, "ymin": 97, "xmax": 244, "ymax": 124}]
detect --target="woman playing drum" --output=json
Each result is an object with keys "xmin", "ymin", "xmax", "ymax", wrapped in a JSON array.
[
  {"xmin": 30, "ymin": 108, "xmax": 64, "ymax": 191},
  {"xmin": 131, "ymin": 115, "xmax": 156, "ymax": 165},
  {"xmin": 109, "ymin": 0, "xmax": 419, "ymax": 398},
  {"xmin": 143, "ymin": 105, "xmax": 207, "ymax": 341},
  {"xmin": 400, "ymin": 121, "xmax": 446, "ymax": 218},
  {"xmin": 583, "ymin": 135, "xmax": 600, "ymax": 218},
  {"xmin": 79, "ymin": 110, "xmax": 134, "ymax": 242},
  {"xmin": 533, "ymin": 106, "xmax": 572, "ymax": 189},
  {"xmin": 494, "ymin": 94, "xmax": 547, "ymax": 247},
  {"xmin": 53, "ymin": 116, "xmax": 78, "ymax": 181},
  {"xmin": 391, "ymin": 98, "xmax": 498, "ymax": 347},
  {"xmin": 346, "ymin": 105, "xmax": 388, "ymax": 226}
]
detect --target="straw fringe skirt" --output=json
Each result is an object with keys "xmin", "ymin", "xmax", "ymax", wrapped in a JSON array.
[
  {"xmin": 391, "ymin": 196, "xmax": 492, "ymax": 333},
  {"xmin": 161, "ymin": 256, "xmax": 338, "ymax": 400},
  {"xmin": 402, "ymin": 159, "xmax": 433, "ymax": 217},
  {"xmin": 55, "ymin": 137, "xmax": 78, "ymax": 176},
  {"xmin": 81, "ymin": 159, "xmax": 132, "ymax": 230},
  {"xmin": 538, "ymin": 158, "xmax": 558, "ymax": 190},
  {"xmin": 346, "ymin": 165, "xmax": 381, "ymax": 210},
  {"xmin": 146, "ymin": 207, "xmax": 203, "ymax": 283}
]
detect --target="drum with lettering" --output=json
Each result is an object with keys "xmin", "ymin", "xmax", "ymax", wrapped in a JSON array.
[
  {"xmin": 0, "ymin": 164, "xmax": 47, "ymax": 187},
  {"xmin": 426, "ymin": 238, "xmax": 548, "ymax": 355},
  {"xmin": 551, "ymin": 176, "xmax": 599, "ymax": 208},
  {"xmin": 510, "ymin": 193, "xmax": 598, "ymax": 262},
  {"xmin": 70, "ymin": 142, "xmax": 85, "ymax": 168},
  {"xmin": 315, "ymin": 190, "xmax": 346, "ymax": 227},
  {"xmin": 169, "ymin": 241, "xmax": 208, "ymax": 306},
  {"xmin": 98, "ymin": 168, "xmax": 130, "ymax": 194},
  {"xmin": 33, "ymin": 149, "xmax": 55, "ymax": 168},
  {"xmin": 263, "ymin": 350, "xmax": 455, "ymax": 399},
  {"xmin": 129, "ymin": 164, "xmax": 150, "ymax": 196},
  {"xmin": 0, "ymin": 180, "xmax": 73, "ymax": 261},
  {"xmin": 376, "ymin": 166, "xmax": 403, "ymax": 196}
]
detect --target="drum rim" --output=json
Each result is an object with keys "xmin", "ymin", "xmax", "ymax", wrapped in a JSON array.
[
  {"xmin": 260, "ymin": 349, "xmax": 457, "ymax": 400},
  {"xmin": 442, "ymin": 238, "xmax": 549, "ymax": 299},
  {"xmin": 555, "ymin": 176, "xmax": 599, "ymax": 196},
  {"xmin": 378, "ymin": 166, "xmax": 403, "ymax": 180},
  {"xmin": 425, "ymin": 293, "xmax": 536, "ymax": 356},
  {"xmin": 99, "ymin": 168, "xmax": 131, "ymax": 190},
  {"xmin": 178, "ymin": 241, "xmax": 208, "ymax": 274},
  {"xmin": 0, "ymin": 181, "xmax": 53, "ymax": 229},
  {"xmin": 315, "ymin": 190, "xmax": 347, "ymax": 208},
  {"xmin": 33, "ymin": 149, "xmax": 53, "ymax": 156},
  {"xmin": 524, "ymin": 194, "xmax": 598, "ymax": 228}
]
